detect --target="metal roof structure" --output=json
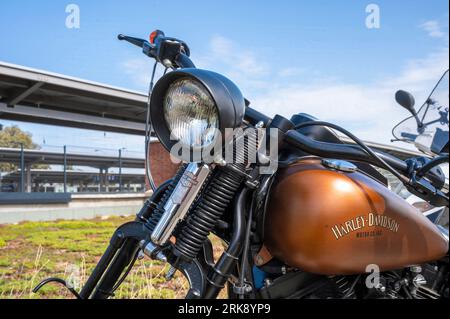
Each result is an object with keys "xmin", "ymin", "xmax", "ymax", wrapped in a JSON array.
[
  {"xmin": 0, "ymin": 61, "xmax": 147, "ymax": 135},
  {"xmin": 0, "ymin": 147, "xmax": 144, "ymax": 169}
]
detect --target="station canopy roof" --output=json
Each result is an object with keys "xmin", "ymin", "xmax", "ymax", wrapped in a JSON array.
[{"xmin": 0, "ymin": 61, "xmax": 147, "ymax": 135}]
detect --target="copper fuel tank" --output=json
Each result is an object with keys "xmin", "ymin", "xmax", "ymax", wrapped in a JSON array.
[{"xmin": 264, "ymin": 158, "xmax": 448, "ymax": 275}]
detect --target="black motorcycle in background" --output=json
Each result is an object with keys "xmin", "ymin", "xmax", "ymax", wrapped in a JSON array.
[{"xmin": 34, "ymin": 31, "xmax": 449, "ymax": 299}]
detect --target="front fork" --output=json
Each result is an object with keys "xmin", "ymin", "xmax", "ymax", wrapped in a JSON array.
[
  {"xmin": 79, "ymin": 221, "xmax": 209, "ymax": 299},
  {"xmin": 36, "ymin": 177, "xmax": 249, "ymax": 299},
  {"xmin": 79, "ymin": 181, "xmax": 170, "ymax": 299},
  {"xmin": 80, "ymin": 235, "xmax": 140, "ymax": 299}
]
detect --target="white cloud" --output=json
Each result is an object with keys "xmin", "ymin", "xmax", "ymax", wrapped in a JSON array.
[
  {"xmin": 420, "ymin": 20, "xmax": 445, "ymax": 38},
  {"xmin": 202, "ymin": 35, "xmax": 269, "ymax": 78},
  {"xmin": 253, "ymin": 46, "xmax": 449, "ymax": 145},
  {"xmin": 195, "ymin": 35, "xmax": 271, "ymax": 95},
  {"xmin": 121, "ymin": 58, "xmax": 167, "ymax": 91},
  {"xmin": 277, "ymin": 67, "xmax": 306, "ymax": 78},
  {"xmin": 383, "ymin": 47, "xmax": 449, "ymax": 91}
]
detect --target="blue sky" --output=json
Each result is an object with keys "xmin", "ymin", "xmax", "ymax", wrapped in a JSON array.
[{"xmin": 0, "ymin": 0, "xmax": 449, "ymax": 155}]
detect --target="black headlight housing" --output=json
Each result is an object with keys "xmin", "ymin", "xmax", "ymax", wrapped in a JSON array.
[{"xmin": 150, "ymin": 68, "xmax": 246, "ymax": 161}]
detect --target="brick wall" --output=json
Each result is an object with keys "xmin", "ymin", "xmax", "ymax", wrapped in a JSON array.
[{"xmin": 146, "ymin": 141, "xmax": 180, "ymax": 189}]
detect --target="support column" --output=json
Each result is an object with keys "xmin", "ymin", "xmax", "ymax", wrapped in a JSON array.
[
  {"xmin": 26, "ymin": 164, "xmax": 32, "ymax": 193},
  {"xmin": 63, "ymin": 145, "xmax": 67, "ymax": 193},
  {"xmin": 105, "ymin": 168, "xmax": 109, "ymax": 192},
  {"xmin": 98, "ymin": 168, "xmax": 103, "ymax": 192},
  {"xmin": 118, "ymin": 149, "xmax": 123, "ymax": 192},
  {"xmin": 20, "ymin": 143, "xmax": 25, "ymax": 192}
]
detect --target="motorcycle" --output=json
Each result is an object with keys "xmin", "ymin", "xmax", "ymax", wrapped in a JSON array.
[{"xmin": 34, "ymin": 30, "xmax": 449, "ymax": 299}]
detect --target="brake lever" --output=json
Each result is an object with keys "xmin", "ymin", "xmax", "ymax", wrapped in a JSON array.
[
  {"xmin": 404, "ymin": 156, "xmax": 448, "ymax": 207},
  {"xmin": 142, "ymin": 41, "xmax": 157, "ymax": 59},
  {"xmin": 117, "ymin": 34, "xmax": 156, "ymax": 59},
  {"xmin": 406, "ymin": 175, "xmax": 449, "ymax": 207},
  {"xmin": 405, "ymin": 157, "xmax": 446, "ymax": 190},
  {"xmin": 118, "ymin": 31, "xmax": 192, "ymax": 68}
]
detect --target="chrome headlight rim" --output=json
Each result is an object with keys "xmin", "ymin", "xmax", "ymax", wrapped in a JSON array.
[{"xmin": 150, "ymin": 68, "xmax": 246, "ymax": 160}]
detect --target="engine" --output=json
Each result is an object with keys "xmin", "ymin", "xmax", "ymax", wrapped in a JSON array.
[
  {"xmin": 255, "ymin": 260, "xmax": 448, "ymax": 299},
  {"xmin": 365, "ymin": 262, "xmax": 449, "ymax": 299}
]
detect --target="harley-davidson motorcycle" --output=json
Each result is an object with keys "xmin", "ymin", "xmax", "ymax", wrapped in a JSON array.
[{"xmin": 34, "ymin": 30, "xmax": 449, "ymax": 299}]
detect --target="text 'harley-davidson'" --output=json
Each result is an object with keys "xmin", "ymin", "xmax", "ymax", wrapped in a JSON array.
[{"xmin": 34, "ymin": 30, "xmax": 449, "ymax": 300}]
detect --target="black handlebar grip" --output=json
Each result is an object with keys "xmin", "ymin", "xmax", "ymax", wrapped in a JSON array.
[{"xmin": 116, "ymin": 34, "xmax": 147, "ymax": 49}]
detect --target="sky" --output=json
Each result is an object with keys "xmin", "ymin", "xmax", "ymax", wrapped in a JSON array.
[{"xmin": 0, "ymin": 0, "xmax": 449, "ymax": 157}]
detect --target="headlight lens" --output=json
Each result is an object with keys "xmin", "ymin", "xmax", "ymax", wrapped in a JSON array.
[{"xmin": 163, "ymin": 78, "xmax": 219, "ymax": 148}]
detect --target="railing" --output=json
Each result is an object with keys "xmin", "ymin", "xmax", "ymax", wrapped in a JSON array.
[{"xmin": 0, "ymin": 144, "xmax": 145, "ymax": 194}]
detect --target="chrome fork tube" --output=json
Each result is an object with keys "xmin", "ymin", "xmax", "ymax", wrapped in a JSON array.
[{"xmin": 150, "ymin": 162, "xmax": 211, "ymax": 245}]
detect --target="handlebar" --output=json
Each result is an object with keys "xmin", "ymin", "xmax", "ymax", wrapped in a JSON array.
[
  {"xmin": 244, "ymin": 107, "xmax": 409, "ymax": 171},
  {"xmin": 244, "ymin": 106, "xmax": 448, "ymax": 206},
  {"xmin": 118, "ymin": 30, "xmax": 447, "ymax": 206},
  {"xmin": 118, "ymin": 31, "xmax": 194, "ymax": 69},
  {"xmin": 284, "ymin": 129, "xmax": 409, "ymax": 172}
]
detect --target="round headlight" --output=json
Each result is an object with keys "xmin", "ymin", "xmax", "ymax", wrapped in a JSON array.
[
  {"xmin": 150, "ymin": 68, "xmax": 246, "ymax": 162},
  {"xmin": 163, "ymin": 78, "xmax": 219, "ymax": 148}
]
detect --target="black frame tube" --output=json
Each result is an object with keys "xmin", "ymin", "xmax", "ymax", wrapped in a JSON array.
[
  {"xmin": 244, "ymin": 107, "xmax": 271, "ymax": 127},
  {"xmin": 203, "ymin": 187, "xmax": 248, "ymax": 299},
  {"xmin": 175, "ymin": 53, "xmax": 195, "ymax": 68}
]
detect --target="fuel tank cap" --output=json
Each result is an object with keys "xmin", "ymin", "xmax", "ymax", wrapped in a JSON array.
[{"xmin": 321, "ymin": 159, "xmax": 357, "ymax": 173}]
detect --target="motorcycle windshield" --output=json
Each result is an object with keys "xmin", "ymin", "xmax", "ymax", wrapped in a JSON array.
[{"xmin": 393, "ymin": 70, "xmax": 449, "ymax": 155}]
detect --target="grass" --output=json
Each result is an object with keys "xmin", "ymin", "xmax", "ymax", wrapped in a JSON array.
[{"xmin": 0, "ymin": 216, "xmax": 225, "ymax": 299}]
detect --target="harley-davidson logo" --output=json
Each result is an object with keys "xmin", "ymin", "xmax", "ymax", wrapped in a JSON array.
[{"xmin": 331, "ymin": 212, "xmax": 399, "ymax": 240}]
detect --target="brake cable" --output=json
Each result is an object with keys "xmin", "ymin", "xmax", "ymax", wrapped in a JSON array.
[
  {"xmin": 109, "ymin": 249, "xmax": 140, "ymax": 294},
  {"xmin": 33, "ymin": 277, "xmax": 82, "ymax": 299},
  {"xmin": 293, "ymin": 121, "xmax": 409, "ymax": 184},
  {"xmin": 144, "ymin": 61, "xmax": 159, "ymax": 192}
]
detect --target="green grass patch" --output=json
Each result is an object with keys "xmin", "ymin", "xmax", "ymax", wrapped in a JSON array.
[{"xmin": 0, "ymin": 216, "xmax": 224, "ymax": 299}]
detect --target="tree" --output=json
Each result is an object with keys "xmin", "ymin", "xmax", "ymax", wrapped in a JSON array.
[{"xmin": 0, "ymin": 125, "xmax": 49, "ymax": 172}]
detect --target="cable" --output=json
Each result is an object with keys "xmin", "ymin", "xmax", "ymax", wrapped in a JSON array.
[
  {"xmin": 293, "ymin": 121, "xmax": 409, "ymax": 183},
  {"xmin": 237, "ymin": 197, "xmax": 254, "ymax": 299},
  {"xmin": 33, "ymin": 277, "xmax": 82, "ymax": 299},
  {"xmin": 110, "ymin": 249, "xmax": 139, "ymax": 293},
  {"xmin": 144, "ymin": 61, "xmax": 158, "ymax": 192}
]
